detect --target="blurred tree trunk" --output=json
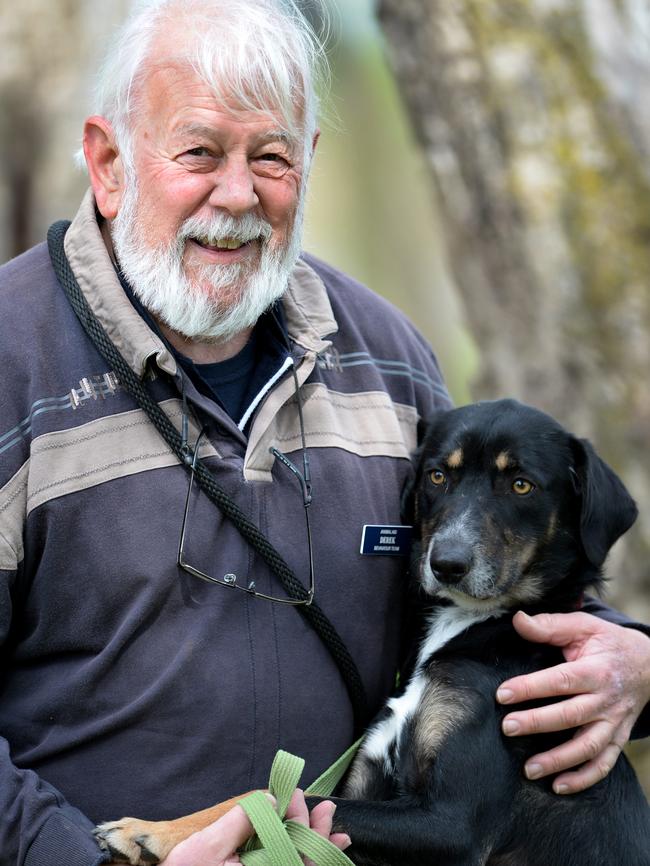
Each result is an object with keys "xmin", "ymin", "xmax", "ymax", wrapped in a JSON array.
[
  {"xmin": 377, "ymin": 0, "xmax": 650, "ymax": 619},
  {"xmin": 0, "ymin": 0, "xmax": 129, "ymax": 263}
]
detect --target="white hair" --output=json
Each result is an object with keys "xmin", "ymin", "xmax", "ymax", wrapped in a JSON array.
[
  {"xmin": 83, "ymin": 0, "xmax": 329, "ymax": 172},
  {"xmin": 110, "ymin": 175, "xmax": 307, "ymax": 342}
]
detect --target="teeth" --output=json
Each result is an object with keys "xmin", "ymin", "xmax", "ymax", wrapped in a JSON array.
[{"xmin": 195, "ymin": 235, "xmax": 246, "ymax": 250}]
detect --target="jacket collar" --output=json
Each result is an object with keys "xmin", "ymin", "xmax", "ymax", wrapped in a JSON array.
[
  {"xmin": 64, "ymin": 189, "xmax": 337, "ymax": 378},
  {"xmin": 284, "ymin": 258, "xmax": 337, "ymax": 355}
]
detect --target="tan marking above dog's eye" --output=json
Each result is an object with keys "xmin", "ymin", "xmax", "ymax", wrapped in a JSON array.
[
  {"xmin": 446, "ymin": 448, "xmax": 463, "ymax": 468},
  {"xmin": 430, "ymin": 469, "xmax": 447, "ymax": 486},
  {"xmin": 512, "ymin": 478, "xmax": 534, "ymax": 495},
  {"xmin": 495, "ymin": 452, "xmax": 511, "ymax": 471}
]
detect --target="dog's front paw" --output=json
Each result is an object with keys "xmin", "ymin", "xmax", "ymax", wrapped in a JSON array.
[{"xmin": 93, "ymin": 818, "xmax": 175, "ymax": 865}]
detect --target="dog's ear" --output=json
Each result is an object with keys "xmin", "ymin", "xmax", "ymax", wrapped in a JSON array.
[{"xmin": 570, "ymin": 437, "xmax": 638, "ymax": 567}]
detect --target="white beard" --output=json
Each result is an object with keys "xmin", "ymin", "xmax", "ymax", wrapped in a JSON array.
[{"xmin": 110, "ymin": 181, "xmax": 304, "ymax": 343}]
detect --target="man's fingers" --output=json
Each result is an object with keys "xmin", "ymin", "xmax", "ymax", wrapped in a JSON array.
[
  {"xmin": 497, "ymin": 660, "xmax": 596, "ymax": 704},
  {"xmin": 305, "ymin": 802, "xmax": 351, "ymax": 854},
  {"xmin": 300, "ymin": 799, "xmax": 339, "ymax": 866},
  {"xmin": 306, "ymin": 799, "xmax": 337, "ymax": 838},
  {"xmin": 285, "ymin": 789, "xmax": 310, "ymax": 828},
  {"xmin": 498, "ymin": 613, "xmax": 650, "ymax": 793},
  {"xmin": 510, "ymin": 610, "xmax": 600, "ymax": 648},
  {"xmin": 161, "ymin": 803, "xmax": 256, "ymax": 865},
  {"xmin": 550, "ymin": 742, "xmax": 624, "ymax": 795},
  {"xmin": 521, "ymin": 720, "xmax": 617, "ymax": 784},
  {"xmin": 502, "ymin": 693, "xmax": 602, "ymax": 736},
  {"xmin": 329, "ymin": 833, "xmax": 352, "ymax": 851},
  {"xmin": 193, "ymin": 803, "xmax": 256, "ymax": 854}
]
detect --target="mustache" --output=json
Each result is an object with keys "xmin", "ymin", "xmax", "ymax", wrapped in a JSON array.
[{"xmin": 178, "ymin": 212, "xmax": 274, "ymax": 247}]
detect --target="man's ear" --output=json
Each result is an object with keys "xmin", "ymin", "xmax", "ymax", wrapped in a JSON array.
[
  {"xmin": 311, "ymin": 128, "xmax": 320, "ymax": 157},
  {"xmin": 302, "ymin": 128, "xmax": 320, "ymax": 181},
  {"xmin": 570, "ymin": 437, "xmax": 638, "ymax": 567},
  {"xmin": 83, "ymin": 116, "xmax": 124, "ymax": 219}
]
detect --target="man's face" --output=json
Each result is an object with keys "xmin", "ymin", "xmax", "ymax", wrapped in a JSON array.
[{"xmin": 109, "ymin": 60, "xmax": 312, "ymax": 342}]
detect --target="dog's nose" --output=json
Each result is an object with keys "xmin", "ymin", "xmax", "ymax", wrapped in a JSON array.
[{"xmin": 429, "ymin": 544, "xmax": 473, "ymax": 584}]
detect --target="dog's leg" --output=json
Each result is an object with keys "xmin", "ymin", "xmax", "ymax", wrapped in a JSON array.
[
  {"xmin": 93, "ymin": 793, "xmax": 256, "ymax": 865},
  {"xmin": 342, "ymin": 750, "xmax": 398, "ymax": 801},
  {"xmin": 320, "ymin": 796, "xmax": 485, "ymax": 866}
]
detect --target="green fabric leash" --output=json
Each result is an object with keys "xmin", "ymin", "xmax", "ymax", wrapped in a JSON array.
[{"xmin": 237, "ymin": 741, "xmax": 362, "ymax": 866}]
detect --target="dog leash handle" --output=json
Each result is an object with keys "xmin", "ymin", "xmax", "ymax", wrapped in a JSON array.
[
  {"xmin": 238, "ymin": 746, "xmax": 360, "ymax": 865},
  {"xmin": 305, "ymin": 738, "xmax": 363, "ymax": 797}
]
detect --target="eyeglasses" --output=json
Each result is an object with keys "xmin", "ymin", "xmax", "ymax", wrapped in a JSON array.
[{"xmin": 177, "ymin": 372, "xmax": 315, "ymax": 606}]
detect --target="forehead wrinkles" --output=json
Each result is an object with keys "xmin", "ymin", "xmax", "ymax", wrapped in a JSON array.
[
  {"xmin": 129, "ymin": 62, "xmax": 204, "ymax": 141},
  {"xmin": 132, "ymin": 56, "xmax": 304, "ymax": 145}
]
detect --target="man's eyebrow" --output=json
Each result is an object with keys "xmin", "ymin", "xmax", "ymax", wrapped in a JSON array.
[
  {"xmin": 172, "ymin": 123, "xmax": 220, "ymax": 141},
  {"xmin": 172, "ymin": 123, "xmax": 295, "ymax": 148},
  {"xmin": 256, "ymin": 129, "xmax": 294, "ymax": 147}
]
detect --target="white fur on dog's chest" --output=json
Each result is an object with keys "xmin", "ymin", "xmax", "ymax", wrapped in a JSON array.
[{"xmin": 361, "ymin": 606, "xmax": 499, "ymax": 768}]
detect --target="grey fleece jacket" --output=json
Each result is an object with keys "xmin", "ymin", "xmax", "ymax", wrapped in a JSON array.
[{"xmin": 0, "ymin": 192, "xmax": 451, "ymax": 864}]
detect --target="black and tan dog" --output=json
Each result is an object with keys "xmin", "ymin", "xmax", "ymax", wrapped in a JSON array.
[{"xmin": 96, "ymin": 400, "xmax": 650, "ymax": 865}]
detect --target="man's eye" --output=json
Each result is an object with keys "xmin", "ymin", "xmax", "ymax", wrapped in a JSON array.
[
  {"xmin": 254, "ymin": 153, "xmax": 290, "ymax": 177},
  {"xmin": 185, "ymin": 147, "xmax": 212, "ymax": 157}
]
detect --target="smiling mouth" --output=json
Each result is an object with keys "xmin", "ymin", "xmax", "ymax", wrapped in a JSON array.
[{"xmin": 191, "ymin": 235, "xmax": 255, "ymax": 251}]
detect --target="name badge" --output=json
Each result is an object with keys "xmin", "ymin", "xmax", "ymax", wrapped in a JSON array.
[{"xmin": 360, "ymin": 525, "xmax": 413, "ymax": 556}]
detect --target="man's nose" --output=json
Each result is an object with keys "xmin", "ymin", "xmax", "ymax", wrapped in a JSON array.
[{"xmin": 207, "ymin": 158, "xmax": 259, "ymax": 215}]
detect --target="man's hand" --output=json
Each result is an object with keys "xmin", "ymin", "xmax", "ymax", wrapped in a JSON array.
[
  {"xmin": 496, "ymin": 611, "xmax": 650, "ymax": 795},
  {"xmin": 282, "ymin": 790, "xmax": 351, "ymax": 866},
  {"xmin": 159, "ymin": 790, "xmax": 351, "ymax": 866}
]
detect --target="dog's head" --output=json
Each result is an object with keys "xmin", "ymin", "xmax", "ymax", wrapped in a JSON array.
[{"xmin": 403, "ymin": 400, "xmax": 637, "ymax": 612}]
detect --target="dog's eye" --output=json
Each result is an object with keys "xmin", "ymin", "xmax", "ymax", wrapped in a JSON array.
[
  {"xmin": 430, "ymin": 470, "xmax": 447, "ymax": 486},
  {"xmin": 512, "ymin": 478, "xmax": 534, "ymax": 495}
]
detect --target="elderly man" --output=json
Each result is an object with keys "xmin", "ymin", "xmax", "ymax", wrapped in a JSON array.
[{"xmin": 0, "ymin": 0, "xmax": 649, "ymax": 864}]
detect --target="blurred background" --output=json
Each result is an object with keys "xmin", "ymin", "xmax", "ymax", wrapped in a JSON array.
[{"xmin": 1, "ymin": 0, "xmax": 648, "ymax": 789}]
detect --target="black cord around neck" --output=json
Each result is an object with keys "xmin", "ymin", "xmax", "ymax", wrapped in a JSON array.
[{"xmin": 47, "ymin": 219, "xmax": 369, "ymax": 736}]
